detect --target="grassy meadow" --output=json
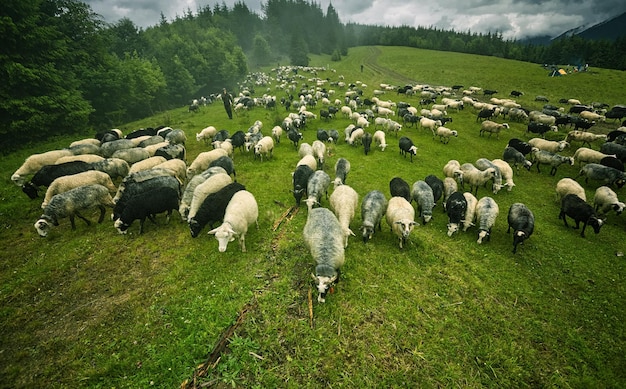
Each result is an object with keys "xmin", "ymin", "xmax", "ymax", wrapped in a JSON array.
[{"xmin": 1, "ymin": 46, "xmax": 626, "ymax": 388}]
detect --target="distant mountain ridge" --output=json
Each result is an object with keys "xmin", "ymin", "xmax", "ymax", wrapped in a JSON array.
[{"xmin": 521, "ymin": 11, "xmax": 626, "ymax": 45}]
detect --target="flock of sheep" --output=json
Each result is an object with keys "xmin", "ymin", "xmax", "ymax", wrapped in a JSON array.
[{"xmin": 10, "ymin": 65, "xmax": 626, "ymax": 304}]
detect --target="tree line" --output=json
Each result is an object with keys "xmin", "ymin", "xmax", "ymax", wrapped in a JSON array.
[{"xmin": 2, "ymin": 0, "xmax": 624, "ymax": 151}]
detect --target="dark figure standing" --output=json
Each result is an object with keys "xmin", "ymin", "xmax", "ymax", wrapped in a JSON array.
[{"xmin": 221, "ymin": 88, "xmax": 234, "ymax": 119}]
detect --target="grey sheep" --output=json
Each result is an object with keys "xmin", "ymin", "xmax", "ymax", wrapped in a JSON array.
[
  {"xmin": 411, "ymin": 180, "xmax": 435, "ymax": 223},
  {"xmin": 90, "ymin": 158, "xmax": 130, "ymax": 180},
  {"xmin": 532, "ymin": 150, "xmax": 575, "ymax": 176},
  {"xmin": 475, "ymin": 158, "xmax": 503, "ymax": 194},
  {"xmin": 333, "ymin": 157, "xmax": 351, "ymax": 188},
  {"xmin": 575, "ymin": 163, "xmax": 626, "ymax": 188},
  {"xmin": 35, "ymin": 184, "xmax": 115, "ymax": 237},
  {"xmin": 360, "ymin": 190, "xmax": 387, "ymax": 243},
  {"xmin": 304, "ymin": 170, "xmax": 331, "ymax": 211},
  {"xmin": 304, "ymin": 207, "xmax": 345, "ymax": 303},
  {"xmin": 475, "ymin": 196, "xmax": 499, "ymax": 244}
]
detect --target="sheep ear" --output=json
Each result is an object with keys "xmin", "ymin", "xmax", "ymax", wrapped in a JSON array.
[
  {"xmin": 207, "ymin": 228, "xmax": 218, "ymax": 235},
  {"xmin": 311, "ymin": 273, "xmax": 318, "ymax": 281},
  {"xmin": 348, "ymin": 228, "xmax": 355, "ymax": 237},
  {"xmin": 329, "ymin": 275, "xmax": 337, "ymax": 283}
]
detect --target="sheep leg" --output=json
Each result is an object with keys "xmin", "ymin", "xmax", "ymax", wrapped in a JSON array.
[
  {"xmin": 580, "ymin": 222, "xmax": 587, "ymax": 237},
  {"xmin": 139, "ymin": 218, "xmax": 146, "ymax": 234},
  {"xmin": 239, "ymin": 233, "xmax": 246, "ymax": 253},
  {"xmin": 97, "ymin": 205, "xmax": 106, "ymax": 223},
  {"xmin": 559, "ymin": 211, "xmax": 569, "ymax": 227},
  {"xmin": 74, "ymin": 211, "xmax": 91, "ymax": 226}
]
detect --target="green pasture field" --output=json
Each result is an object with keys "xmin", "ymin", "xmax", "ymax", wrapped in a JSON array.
[{"xmin": 1, "ymin": 46, "xmax": 625, "ymax": 388}]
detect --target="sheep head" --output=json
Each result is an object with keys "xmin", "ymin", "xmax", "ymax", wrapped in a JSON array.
[
  {"xmin": 208, "ymin": 223, "xmax": 237, "ymax": 252},
  {"xmin": 311, "ymin": 273, "xmax": 337, "ymax": 303}
]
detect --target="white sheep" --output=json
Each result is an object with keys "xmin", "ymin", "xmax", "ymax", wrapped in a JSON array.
[
  {"xmin": 298, "ymin": 142, "xmax": 313, "ymax": 158},
  {"xmin": 55, "ymin": 154, "xmax": 105, "ymax": 165},
  {"xmin": 555, "ymin": 178, "xmax": 586, "ymax": 202},
  {"xmin": 374, "ymin": 117, "xmax": 390, "ymax": 130},
  {"xmin": 573, "ymin": 147, "xmax": 613, "ymax": 166},
  {"xmin": 154, "ymin": 158, "xmax": 187, "ymax": 184},
  {"xmin": 329, "ymin": 185, "xmax": 359, "ymax": 248},
  {"xmin": 297, "ymin": 154, "xmax": 317, "ymax": 172},
  {"xmin": 304, "ymin": 207, "xmax": 345, "ymax": 303},
  {"xmin": 34, "ymin": 184, "xmax": 115, "ymax": 237},
  {"xmin": 491, "ymin": 159, "xmax": 516, "ymax": 192},
  {"xmin": 347, "ymin": 127, "xmax": 365, "ymax": 146},
  {"xmin": 254, "ymin": 136, "xmax": 274, "ymax": 161},
  {"xmin": 356, "ymin": 116, "xmax": 370, "ymax": 128},
  {"xmin": 376, "ymin": 106, "xmax": 395, "ymax": 117},
  {"xmin": 271, "ymin": 126, "xmax": 283, "ymax": 144},
  {"xmin": 207, "ymin": 190, "xmax": 258, "ymax": 252},
  {"xmin": 479, "ymin": 120, "xmax": 509, "ymax": 139},
  {"xmin": 462, "ymin": 192, "xmax": 478, "ymax": 231},
  {"xmin": 419, "ymin": 117, "xmax": 441, "ymax": 133},
  {"xmin": 528, "ymin": 138, "xmax": 570, "ymax": 153},
  {"xmin": 460, "ymin": 163, "xmax": 496, "ymax": 196},
  {"xmin": 531, "ymin": 113, "xmax": 557, "ymax": 126},
  {"xmin": 443, "ymin": 159, "xmax": 464, "ymax": 186},
  {"xmin": 187, "ymin": 172, "xmax": 232, "ymax": 222},
  {"xmin": 311, "ymin": 140, "xmax": 326, "ymax": 169},
  {"xmin": 127, "ymin": 156, "xmax": 168, "ymax": 175},
  {"xmin": 593, "ymin": 186, "xmax": 625, "ymax": 216},
  {"xmin": 143, "ymin": 141, "xmax": 170, "ymax": 156},
  {"xmin": 196, "ymin": 126, "xmax": 217, "ymax": 144},
  {"xmin": 178, "ymin": 167, "xmax": 227, "ymax": 221},
  {"xmin": 565, "ymin": 130, "xmax": 607, "ymax": 147},
  {"xmin": 579, "ymin": 110, "xmax": 606, "ymax": 122},
  {"xmin": 42, "ymin": 170, "xmax": 117, "ymax": 209},
  {"xmin": 12, "ymin": 149, "xmax": 74, "ymax": 186},
  {"xmin": 386, "ymin": 196, "xmax": 417, "ymax": 249},
  {"xmin": 373, "ymin": 130, "xmax": 387, "ymax": 151},
  {"xmin": 475, "ymin": 196, "xmax": 499, "ymax": 244},
  {"xmin": 434, "ymin": 126, "xmax": 458, "ymax": 143},
  {"xmin": 186, "ymin": 148, "xmax": 228, "ymax": 177},
  {"xmin": 341, "ymin": 105, "xmax": 353, "ymax": 118}
]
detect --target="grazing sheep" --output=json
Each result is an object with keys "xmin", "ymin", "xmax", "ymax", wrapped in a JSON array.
[
  {"xmin": 128, "ymin": 156, "xmax": 168, "ymax": 175},
  {"xmin": 189, "ymin": 182, "xmax": 246, "ymax": 237},
  {"xmin": 424, "ymin": 174, "xmax": 443, "ymax": 206},
  {"xmin": 208, "ymin": 190, "xmax": 259, "ymax": 252},
  {"xmin": 165, "ymin": 128, "xmax": 187, "ymax": 145},
  {"xmin": 208, "ymin": 155, "xmax": 236, "ymax": 180},
  {"xmin": 411, "ymin": 180, "xmax": 435, "ymax": 223},
  {"xmin": 271, "ymin": 126, "xmax": 283, "ymax": 144},
  {"xmin": 42, "ymin": 170, "xmax": 117, "ymax": 209},
  {"xmin": 526, "ymin": 122, "xmax": 558, "ymax": 138},
  {"xmin": 460, "ymin": 163, "xmax": 496, "ymax": 196},
  {"xmin": 475, "ymin": 197, "xmax": 499, "ymax": 244},
  {"xmin": 389, "ymin": 177, "xmax": 411, "ymax": 202},
  {"xmin": 434, "ymin": 126, "xmax": 458, "ymax": 143},
  {"xmin": 565, "ymin": 130, "xmax": 607, "ymax": 148},
  {"xmin": 373, "ymin": 130, "xmax": 387, "ymax": 151},
  {"xmin": 186, "ymin": 149, "xmax": 228, "ymax": 177},
  {"xmin": 398, "ymin": 136, "xmax": 418, "ymax": 162},
  {"xmin": 347, "ymin": 127, "xmax": 365, "ymax": 146},
  {"xmin": 304, "ymin": 207, "xmax": 345, "ymax": 303},
  {"xmin": 600, "ymin": 156, "xmax": 624, "ymax": 172},
  {"xmin": 507, "ymin": 138, "xmax": 536, "ymax": 156},
  {"xmin": 446, "ymin": 191, "xmax": 467, "ymax": 237},
  {"xmin": 479, "ymin": 120, "xmax": 509, "ymax": 139},
  {"xmin": 528, "ymin": 138, "xmax": 570, "ymax": 153},
  {"xmin": 593, "ymin": 186, "xmax": 625, "ymax": 216},
  {"xmin": 333, "ymin": 158, "xmax": 351, "ymax": 188},
  {"xmin": 490, "ymin": 159, "xmax": 516, "ymax": 192},
  {"xmin": 443, "ymin": 177, "xmax": 458, "ymax": 211},
  {"xmin": 559, "ymin": 193, "xmax": 604, "ymax": 237},
  {"xmin": 386, "ymin": 196, "xmax": 417, "ymax": 249},
  {"xmin": 360, "ymin": 190, "xmax": 387, "ymax": 243},
  {"xmin": 187, "ymin": 172, "xmax": 233, "ymax": 222},
  {"xmin": 443, "ymin": 159, "xmax": 464, "ymax": 186},
  {"xmin": 579, "ymin": 110, "xmax": 606, "ymax": 122},
  {"xmin": 113, "ymin": 174, "xmax": 182, "ymax": 222},
  {"xmin": 196, "ymin": 126, "xmax": 217, "ymax": 144},
  {"xmin": 178, "ymin": 167, "xmax": 227, "ymax": 221},
  {"xmin": 532, "ymin": 150, "xmax": 575, "ymax": 176},
  {"xmin": 100, "ymin": 139, "xmax": 136, "ymax": 158},
  {"xmin": 419, "ymin": 117, "xmax": 441, "ymax": 133},
  {"xmin": 292, "ymin": 164, "xmax": 314, "ymax": 206},
  {"xmin": 55, "ymin": 154, "xmax": 105, "ymax": 165},
  {"xmin": 503, "ymin": 146, "xmax": 533, "ymax": 171},
  {"xmin": 311, "ymin": 140, "xmax": 326, "ymax": 169},
  {"xmin": 573, "ymin": 147, "xmax": 613, "ymax": 166},
  {"xmin": 114, "ymin": 187, "xmax": 180, "ymax": 234},
  {"xmin": 12, "ymin": 149, "xmax": 74, "ymax": 186},
  {"xmin": 462, "ymin": 192, "xmax": 478, "ymax": 231},
  {"xmin": 90, "ymin": 158, "xmax": 130, "ymax": 180},
  {"xmin": 254, "ymin": 136, "xmax": 275, "ymax": 162},
  {"xmin": 23, "ymin": 161, "xmax": 94, "ymax": 199},
  {"xmin": 304, "ymin": 170, "xmax": 331, "ymax": 210},
  {"xmin": 475, "ymin": 158, "xmax": 503, "ymax": 194},
  {"xmin": 601, "ymin": 142, "xmax": 626, "ymax": 162},
  {"xmin": 362, "ymin": 132, "xmax": 373, "ymax": 155},
  {"xmin": 330, "ymin": 185, "xmax": 359, "ymax": 247},
  {"xmin": 507, "ymin": 203, "xmax": 535, "ymax": 254},
  {"xmin": 34, "ymin": 184, "xmax": 115, "ymax": 237},
  {"xmin": 556, "ymin": 178, "xmax": 587, "ymax": 202},
  {"xmin": 576, "ymin": 163, "xmax": 626, "ymax": 188}
]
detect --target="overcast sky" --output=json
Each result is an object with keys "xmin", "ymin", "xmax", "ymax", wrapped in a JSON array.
[{"xmin": 85, "ymin": 0, "xmax": 626, "ymax": 40}]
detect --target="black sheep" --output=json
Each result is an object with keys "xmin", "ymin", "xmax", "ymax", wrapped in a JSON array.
[
  {"xmin": 389, "ymin": 177, "xmax": 411, "ymax": 202},
  {"xmin": 559, "ymin": 194, "xmax": 604, "ymax": 237},
  {"xmin": 526, "ymin": 122, "xmax": 556, "ymax": 137},
  {"xmin": 507, "ymin": 203, "xmax": 535, "ymax": 253},
  {"xmin": 600, "ymin": 156, "xmax": 625, "ymax": 172},
  {"xmin": 476, "ymin": 108, "xmax": 495, "ymax": 121},
  {"xmin": 601, "ymin": 142, "xmax": 626, "ymax": 162},
  {"xmin": 208, "ymin": 155, "xmax": 236, "ymax": 180},
  {"xmin": 189, "ymin": 182, "xmax": 246, "ymax": 237},
  {"xmin": 229, "ymin": 130, "xmax": 247, "ymax": 153},
  {"xmin": 362, "ymin": 132, "xmax": 373, "ymax": 155},
  {"xmin": 424, "ymin": 174, "xmax": 443, "ymax": 205},
  {"xmin": 292, "ymin": 164, "xmax": 314, "ymax": 206},
  {"xmin": 317, "ymin": 129, "xmax": 330, "ymax": 142},
  {"xmin": 445, "ymin": 191, "xmax": 467, "ymax": 236},
  {"xmin": 24, "ymin": 161, "xmax": 94, "ymax": 199},
  {"xmin": 113, "ymin": 175, "xmax": 181, "ymax": 221},
  {"xmin": 114, "ymin": 187, "xmax": 180, "ymax": 234},
  {"xmin": 507, "ymin": 138, "xmax": 535, "ymax": 156},
  {"xmin": 398, "ymin": 136, "xmax": 418, "ymax": 162},
  {"xmin": 288, "ymin": 128, "xmax": 303, "ymax": 149}
]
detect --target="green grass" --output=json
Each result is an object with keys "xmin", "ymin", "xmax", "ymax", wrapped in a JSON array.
[{"xmin": 1, "ymin": 46, "xmax": 626, "ymax": 388}]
